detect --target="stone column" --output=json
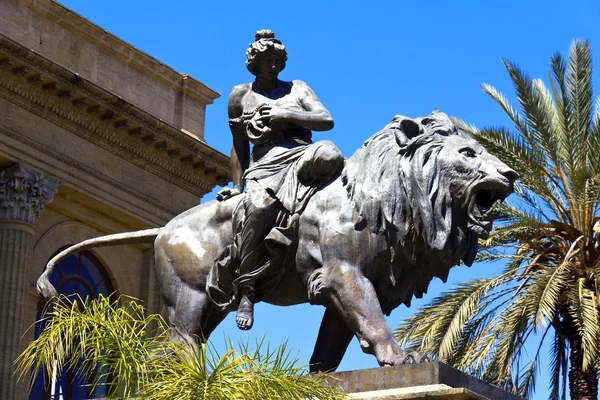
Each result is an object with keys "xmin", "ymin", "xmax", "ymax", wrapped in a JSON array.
[{"xmin": 0, "ymin": 162, "xmax": 59, "ymax": 399}]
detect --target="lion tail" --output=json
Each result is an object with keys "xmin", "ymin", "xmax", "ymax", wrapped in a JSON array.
[{"xmin": 36, "ymin": 228, "xmax": 161, "ymax": 304}]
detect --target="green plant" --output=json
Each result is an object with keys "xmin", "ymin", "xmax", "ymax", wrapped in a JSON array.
[
  {"xmin": 18, "ymin": 294, "xmax": 344, "ymax": 400},
  {"xmin": 395, "ymin": 39, "xmax": 600, "ymax": 400}
]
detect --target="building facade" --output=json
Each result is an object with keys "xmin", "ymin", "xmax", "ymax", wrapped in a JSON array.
[{"xmin": 0, "ymin": 0, "xmax": 230, "ymax": 398}]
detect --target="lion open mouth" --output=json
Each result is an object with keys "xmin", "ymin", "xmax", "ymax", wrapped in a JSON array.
[{"xmin": 468, "ymin": 180, "xmax": 512, "ymax": 238}]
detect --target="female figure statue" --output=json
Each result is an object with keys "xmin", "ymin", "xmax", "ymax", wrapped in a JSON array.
[{"xmin": 209, "ymin": 30, "xmax": 344, "ymax": 330}]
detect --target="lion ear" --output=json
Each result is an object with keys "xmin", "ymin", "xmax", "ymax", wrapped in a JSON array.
[
  {"xmin": 400, "ymin": 119, "xmax": 421, "ymax": 139},
  {"xmin": 394, "ymin": 118, "xmax": 422, "ymax": 147}
]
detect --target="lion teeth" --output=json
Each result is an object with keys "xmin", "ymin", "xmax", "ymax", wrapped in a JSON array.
[{"xmin": 474, "ymin": 204, "xmax": 490, "ymax": 216}]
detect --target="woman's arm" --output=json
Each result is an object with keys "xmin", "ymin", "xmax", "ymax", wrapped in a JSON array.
[
  {"xmin": 259, "ymin": 80, "xmax": 334, "ymax": 132},
  {"xmin": 217, "ymin": 85, "xmax": 250, "ymax": 201}
]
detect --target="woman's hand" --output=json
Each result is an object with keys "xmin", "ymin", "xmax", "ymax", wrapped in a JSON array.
[
  {"xmin": 257, "ymin": 105, "xmax": 289, "ymax": 124},
  {"xmin": 216, "ymin": 187, "xmax": 242, "ymax": 201}
]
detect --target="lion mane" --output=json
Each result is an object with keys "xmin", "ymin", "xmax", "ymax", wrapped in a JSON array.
[{"xmin": 342, "ymin": 111, "xmax": 477, "ymax": 311}]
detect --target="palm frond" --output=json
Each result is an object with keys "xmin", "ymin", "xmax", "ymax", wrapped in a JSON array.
[
  {"xmin": 492, "ymin": 201, "xmax": 548, "ymax": 229},
  {"xmin": 590, "ymin": 96, "xmax": 600, "ymax": 174},
  {"xmin": 549, "ymin": 51, "xmax": 571, "ymax": 160},
  {"xmin": 17, "ymin": 296, "xmax": 345, "ymax": 400},
  {"xmin": 400, "ymin": 38, "xmax": 600, "ymax": 400},
  {"xmin": 464, "ymin": 124, "xmax": 545, "ymax": 180},
  {"xmin": 395, "ymin": 274, "xmax": 515, "ymax": 353},
  {"xmin": 483, "ymin": 203, "xmax": 550, "ymax": 248},
  {"xmin": 436, "ymin": 282, "xmax": 508, "ymax": 361},
  {"xmin": 17, "ymin": 294, "xmax": 165, "ymax": 397},
  {"xmin": 513, "ymin": 182, "xmax": 554, "ymax": 221},
  {"xmin": 480, "ymin": 83, "xmax": 531, "ymax": 139},
  {"xmin": 528, "ymin": 265, "xmax": 570, "ymax": 328},
  {"xmin": 500, "ymin": 60, "xmax": 557, "ymax": 157},
  {"xmin": 517, "ymin": 326, "xmax": 551, "ymax": 399},
  {"xmin": 141, "ymin": 338, "xmax": 343, "ymax": 400},
  {"xmin": 566, "ymin": 40, "xmax": 593, "ymax": 173},
  {"xmin": 480, "ymin": 294, "xmax": 532, "ymax": 389},
  {"xmin": 548, "ymin": 329, "xmax": 568, "ymax": 400},
  {"xmin": 567, "ymin": 278, "xmax": 600, "ymax": 371}
]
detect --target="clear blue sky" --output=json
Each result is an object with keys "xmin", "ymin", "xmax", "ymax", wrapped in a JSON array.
[{"xmin": 58, "ymin": 1, "xmax": 600, "ymax": 398}]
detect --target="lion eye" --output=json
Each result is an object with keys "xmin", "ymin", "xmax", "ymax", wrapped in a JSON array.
[{"xmin": 459, "ymin": 148, "xmax": 477, "ymax": 158}]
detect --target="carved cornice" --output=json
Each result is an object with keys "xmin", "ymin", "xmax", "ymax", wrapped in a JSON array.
[
  {"xmin": 0, "ymin": 125, "xmax": 177, "ymax": 224},
  {"xmin": 20, "ymin": 0, "xmax": 220, "ymax": 105},
  {"xmin": 0, "ymin": 162, "xmax": 60, "ymax": 224},
  {"xmin": 0, "ymin": 33, "xmax": 231, "ymax": 198}
]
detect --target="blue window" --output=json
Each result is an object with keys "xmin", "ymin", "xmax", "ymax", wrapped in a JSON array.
[{"xmin": 29, "ymin": 250, "xmax": 114, "ymax": 400}]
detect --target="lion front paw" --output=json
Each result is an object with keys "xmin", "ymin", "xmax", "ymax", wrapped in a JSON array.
[
  {"xmin": 402, "ymin": 351, "xmax": 430, "ymax": 364},
  {"xmin": 373, "ymin": 341, "xmax": 430, "ymax": 367}
]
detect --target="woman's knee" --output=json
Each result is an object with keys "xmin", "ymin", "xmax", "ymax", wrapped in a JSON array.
[{"xmin": 298, "ymin": 141, "xmax": 345, "ymax": 184}]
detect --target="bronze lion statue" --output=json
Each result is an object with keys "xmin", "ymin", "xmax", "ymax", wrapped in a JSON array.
[{"xmin": 37, "ymin": 111, "xmax": 517, "ymax": 372}]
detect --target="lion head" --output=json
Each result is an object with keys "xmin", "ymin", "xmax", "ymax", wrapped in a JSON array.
[{"xmin": 342, "ymin": 110, "xmax": 517, "ymax": 307}]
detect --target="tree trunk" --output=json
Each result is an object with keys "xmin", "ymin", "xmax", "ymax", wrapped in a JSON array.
[{"xmin": 567, "ymin": 329, "xmax": 598, "ymax": 399}]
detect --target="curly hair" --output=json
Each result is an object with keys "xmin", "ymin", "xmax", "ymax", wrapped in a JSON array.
[{"xmin": 245, "ymin": 29, "xmax": 288, "ymax": 76}]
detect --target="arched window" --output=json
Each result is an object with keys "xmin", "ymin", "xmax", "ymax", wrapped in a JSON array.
[{"xmin": 29, "ymin": 250, "xmax": 114, "ymax": 400}]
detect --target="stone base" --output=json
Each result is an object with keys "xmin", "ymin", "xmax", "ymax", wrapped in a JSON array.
[{"xmin": 327, "ymin": 362, "xmax": 523, "ymax": 400}]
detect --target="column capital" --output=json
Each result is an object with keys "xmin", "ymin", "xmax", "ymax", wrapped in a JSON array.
[{"xmin": 0, "ymin": 162, "xmax": 61, "ymax": 225}]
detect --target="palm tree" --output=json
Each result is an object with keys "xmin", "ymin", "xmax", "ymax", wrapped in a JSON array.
[
  {"xmin": 395, "ymin": 39, "xmax": 600, "ymax": 400},
  {"xmin": 17, "ymin": 295, "xmax": 344, "ymax": 400}
]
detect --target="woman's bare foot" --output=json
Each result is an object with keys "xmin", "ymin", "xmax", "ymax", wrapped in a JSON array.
[{"xmin": 236, "ymin": 295, "xmax": 254, "ymax": 330}]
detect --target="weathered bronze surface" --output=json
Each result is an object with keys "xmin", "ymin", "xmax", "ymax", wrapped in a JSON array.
[
  {"xmin": 37, "ymin": 29, "xmax": 518, "ymax": 373},
  {"xmin": 38, "ymin": 109, "xmax": 517, "ymax": 372},
  {"xmin": 212, "ymin": 30, "xmax": 344, "ymax": 331}
]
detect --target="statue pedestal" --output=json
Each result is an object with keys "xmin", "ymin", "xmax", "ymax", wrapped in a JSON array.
[{"xmin": 328, "ymin": 362, "xmax": 523, "ymax": 399}]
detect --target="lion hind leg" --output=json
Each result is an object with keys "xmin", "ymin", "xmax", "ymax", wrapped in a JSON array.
[
  {"xmin": 169, "ymin": 284, "xmax": 212, "ymax": 348},
  {"xmin": 163, "ymin": 285, "xmax": 226, "ymax": 351},
  {"xmin": 309, "ymin": 306, "xmax": 353, "ymax": 373}
]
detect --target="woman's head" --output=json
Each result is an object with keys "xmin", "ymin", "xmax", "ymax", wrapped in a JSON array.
[{"xmin": 246, "ymin": 30, "xmax": 288, "ymax": 76}]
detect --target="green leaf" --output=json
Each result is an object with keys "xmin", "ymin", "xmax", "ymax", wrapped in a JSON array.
[
  {"xmin": 567, "ymin": 279, "xmax": 600, "ymax": 371},
  {"xmin": 17, "ymin": 295, "xmax": 345, "ymax": 400}
]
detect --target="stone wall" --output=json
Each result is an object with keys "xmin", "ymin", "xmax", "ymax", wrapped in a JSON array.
[{"xmin": 0, "ymin": 0, "xmax": 218, "ymax": 141}]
